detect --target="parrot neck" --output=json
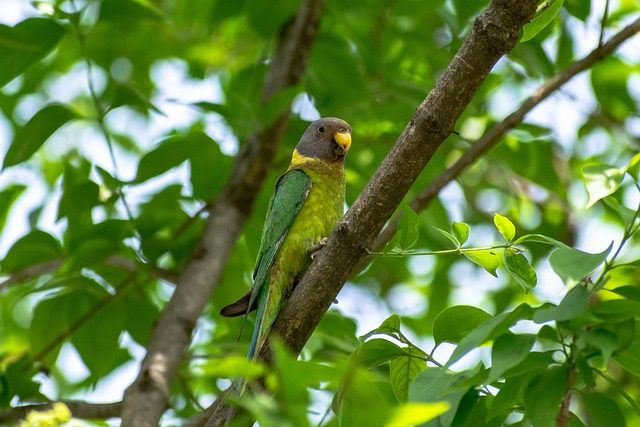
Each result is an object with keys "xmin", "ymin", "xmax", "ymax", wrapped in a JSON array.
[{"xmin": 290, "ymin": 149, "xmax": 344, "ymax": 167}]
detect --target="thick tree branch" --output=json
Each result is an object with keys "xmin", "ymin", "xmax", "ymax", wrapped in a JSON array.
[
  {"xmin": 0, "ymin": 401, "xmax": 121, "ymax": 423},
  {"xmin": 208, "ymin": 0, "xmax": 537, "ymax": 423},
  {"xmin": 372, "ymin": 16, "xmax": 640, "ymax": 251},
  {"xmin": 119, "ymin": 0, "xmax": 326, "ymax": 426}
]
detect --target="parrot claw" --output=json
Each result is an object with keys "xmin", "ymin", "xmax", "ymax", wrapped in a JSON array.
[{"xmin": 310, "ymin": 237, "xmax": 329, "ymax": 260}]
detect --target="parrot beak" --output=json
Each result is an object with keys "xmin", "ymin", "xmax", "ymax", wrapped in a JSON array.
[{"xmin": 334, "ymin": 131, "xmax": 352, "ymax": 155}]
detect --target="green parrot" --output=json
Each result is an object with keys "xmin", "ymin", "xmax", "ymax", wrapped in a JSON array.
[{"xmin": 220, "ymin": 117, "xmax": 352, "ymax": 358}]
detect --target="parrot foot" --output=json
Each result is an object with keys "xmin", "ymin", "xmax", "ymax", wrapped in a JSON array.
[{"xmin": 310, "ymin": 237, "xmax": 329, "ymax": 260}]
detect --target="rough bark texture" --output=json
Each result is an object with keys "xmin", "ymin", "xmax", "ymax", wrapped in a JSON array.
[{"xmin": 119, "ymin": 0, "xmax": 326, "ymax": 425}]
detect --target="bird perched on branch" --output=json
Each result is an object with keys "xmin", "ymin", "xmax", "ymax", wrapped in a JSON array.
[{"xmin": 220, "ymin": 117, "xmax": 352, "ymax": 358}]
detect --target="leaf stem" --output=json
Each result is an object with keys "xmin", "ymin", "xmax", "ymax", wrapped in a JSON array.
[{"xmin": 369, "ymin": 244, "xmax": 512, "ymax": 258}]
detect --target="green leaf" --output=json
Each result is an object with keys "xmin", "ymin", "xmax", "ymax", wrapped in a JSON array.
[
  {"xmin": 134, "ymin": 132, "xmax": 231, "ymax": 200},
  {"xmin": 245, "ymin": 0, "xmax": 299, "ymax": 37},
  {"xmin": 99, "ymin": 0, "xmax": 165, "ymax": 22},
  {"xmin": 580, "ymin": 393, "xmax": 626, "ymax": 427},
  {"xmin": 390, "ymin": 349, "xmax": 427, "ymax": 403},
  {"xmin": 337, "ymin": 368, "xmax": 391, "ymax": 427},
  {"xmin": 447, "ymin": 304, "xmax": 533, "ymax": 366},
  {"xmin": 583, "ymin": 164, "xmax": 626, "ymax": 208},
  {"xmin": 314, "ymin": 311, "xmax": 359, "ymax": 353},
  {"xmin": 362, "ymin": 314, "xmax": 402, "ymax": 341},
  {"xmin": 451, "ymin": 222, "xmax": 469, "ymax": 245},
  {"xmin": 463, "ymin": 249, "xmax": 501, "ymax": 277},
  {"xmin": 395, "ymin": 207, "xmax": 420, "ymax": 251},
  {"xmin": 488, "ymin": 374, "xmax": 529, "ymax": 422},
  {"xmin": 548, "ymin": 243, "xmax": 612, "ymax": 286},
  {"xmin": 201, "ymin": 355, "xmax": 265, "ymax": 380},
  {"xmin": 1, "ymin": 230, "xmax": 63, "ymax": 274},
  {"xmin": 358, "ymin": 339, "xmax": 411, "ymax": 368},
  {"xmin": 0, "ymin": 185, "xmax": 26, "ymax": 234},
  {"xmin": 534, "ymin": 284, "xmax": 589, "ymax": 323},
  {"xmin": 610, "ymin": 285, "xmax": 640, "ymax": 303},
  {"xmin": 3, "ymin": 104, "xmax": 77, "ymax": 168},
  {"xmin": 521, "ymin": 0, "xmax": 565, "ymax": 42},
  {"xmin": 494, "ymin": 213, "xmax": 515, "ymax": 242},
  {"xmin": 408, "ymin": 367, "xmax": 473, "ymax": 427},
  {"xmin": 591, "ymin": 299, "xmax": 640, "ymax": 322},
  {"xmin": 503, "ymin": 248, "xmax": 537, "ymax": 293},
  {"xmin": 591, "ymin": 57, "xmax": 635, "ymax": 122},
  {"xmin": 384, "ymin": 402, "xmax": 450, "ymax": 427},
  {"xmin": 0, "ymin": 18, "xmax": 65, "ymax": 87},
  {"xmin": 578, "ymin": 329, "xmax": 619, "ymax": 366},
  {"xmin": 57, "ymin": 180, "xmax": 101, "ymax": 221},
  {"xmin": 134, "ymin": 136, "xmax": 194, "ymax": 183},
  {"xmin": 522, "ymin": 366, "xmax": 567, "ymax": 427},
  {"xmin": 614, "ymin": 341, "xmax": 640, "ymax": 376},
  {"xmin": 514, "ymin": 233, "xmax": 570, "ymax": 249},
  {"xmin": 433, "ymin": 227, "xmax": 460, "ymax": 247},
  {"xmin": 433, "ymin": 305, "xmax": 492, "ymax": 346},
  {"xmin": 487, "ymin": 334, "xmax": 536, "ymax": 383}
]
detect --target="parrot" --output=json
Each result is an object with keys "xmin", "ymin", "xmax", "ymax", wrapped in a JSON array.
[{"xmin": 220, "ymin": 117, "xmax": 352, "ymax": 359}]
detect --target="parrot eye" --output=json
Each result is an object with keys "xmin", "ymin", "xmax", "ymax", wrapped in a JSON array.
[{"xmin": 317, "ymin": 125, "xmax": 325, "ymax": 133}]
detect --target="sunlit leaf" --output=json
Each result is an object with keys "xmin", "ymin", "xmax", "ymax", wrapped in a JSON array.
[
  {"xmin": 521, "ymin": 0, "xmax": 565, "ymax": 42},
  {"xmin": 463, "ymin": 249, "xmax": 501, "ymax": 277},
  {"xmin": 384, "ymin": 401, "xmax": 449, "ymax": 427},
  {"xmin": 409, "ymin": 367, "xmax": 473, "ymax": 427},
  {"xmin": 452, "ymin": 221, "xmax": 470, "ymax": 245},
  {"xmin": 583, "ymin": 164, "xmax": 626, "ymax": 208},
  {"xmin": 201, "ymin": 356, "xmax": 265, "ymax": 379},
  {"xmin": 494, "ymin": 213, "xmax": 515, "ymax": 242}
]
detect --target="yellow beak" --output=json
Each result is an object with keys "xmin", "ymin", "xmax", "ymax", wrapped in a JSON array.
[{"xmin": 334, "ymin": 131, "xmax": 352, "ymax": 153}]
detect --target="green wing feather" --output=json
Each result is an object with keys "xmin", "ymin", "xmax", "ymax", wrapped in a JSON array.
[{"xmin": 247, "ymin": 169, "xmax": 311, "ymax": 356}]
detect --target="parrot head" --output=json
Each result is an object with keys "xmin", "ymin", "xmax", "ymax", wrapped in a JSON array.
[{"xmin": 294, "ymin": 117, "xmax": 352, "ymax": 164}]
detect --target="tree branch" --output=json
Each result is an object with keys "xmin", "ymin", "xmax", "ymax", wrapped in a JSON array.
[
  {"xmin": 119, "ymin": 0, "xmax": 326, "ymax": 426},
  {"xmin": 0, "ymin": 401, "xmax": 121, "ymax": 423},
  {"xmin": 208, "ymin": 0, "xmax": 537, "ymax": 423},
  {"xmin": 372, "ymin": 16, "xmax": 640, "ymax": 253}
]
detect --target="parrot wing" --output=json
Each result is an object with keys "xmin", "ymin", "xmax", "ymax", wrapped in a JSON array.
[{"xmin": 220, "ymin": 169, "xmax": 311, "ymax": 318}]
